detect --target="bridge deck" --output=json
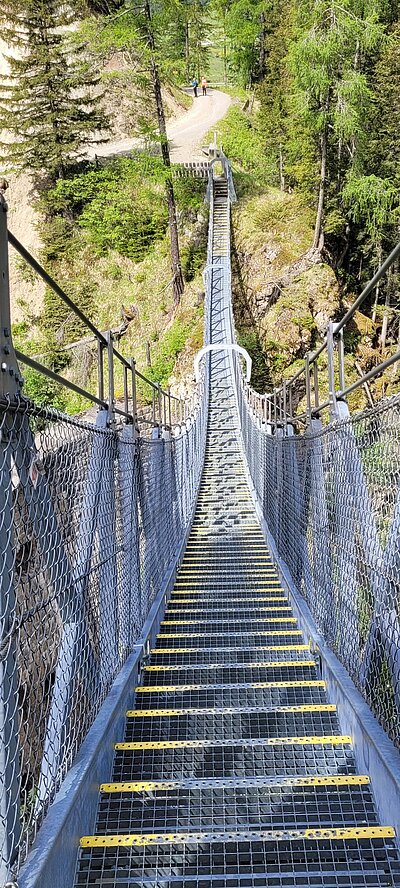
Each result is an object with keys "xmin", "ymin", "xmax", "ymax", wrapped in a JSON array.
[{"xmin": 73, "ymin": 180, "xmax": 400, "ymax": 887}]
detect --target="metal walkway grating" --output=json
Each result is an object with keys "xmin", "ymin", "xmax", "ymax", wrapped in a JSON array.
[{"xmin": 74, "ymin": 178, "xmax": 400, "ymax": 887}]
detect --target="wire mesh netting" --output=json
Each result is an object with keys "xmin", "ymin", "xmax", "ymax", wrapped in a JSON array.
[
  {"xmin": 237, "ymin": 380, "xmax": 400, "ymax": 750},
  {"xmin": 0, "ymin": 388, "xmax": 207, "ymax": 879}
]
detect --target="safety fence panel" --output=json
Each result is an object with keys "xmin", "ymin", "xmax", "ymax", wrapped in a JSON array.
[
  {"xmin": 236, "ymin": 375, "xmax": 400, "ymax": 750},
  {"xmin": 0, "ymin": 386, "xmax": 207, "ymax": 880}
]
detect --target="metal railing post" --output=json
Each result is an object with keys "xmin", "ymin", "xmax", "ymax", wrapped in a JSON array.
[
  {"xmin": 157, "ymin": 383, "xmax": 162, "ymax": 428},
  {"xmin": 327, "ymin": 321, "xmax": 338, "ymax": 419},
  {"xmin": 283, "ymin": 381, "xmax": 287, "ymax": 434},
  {"xmin": 305, "ymin": 354, "xmax": 312, "ymax": 426},
  {"xmin": 97, "ymin": 341, "xmax": 105, "ymax": 407},
  {"xmin": 0, "ymin": 193, "xmax": 21, "ymax": 883},
  {"xmin": 131, "ymin": 359, "xmax": 137, "ymax": 430},
  {"xmin": 106, "ymin": 331, "xmax": 115, "ymax": 424},
  {"xmin": 313, "ymin": 361, "xmax": 320, "ymax": 416},
  {"xmin": 336, "ymin": 326, "xmax": 346, "ymax": 396},
  {"xmin": 123, "ymin": 365, "xmax": 129, "ymax": 423},
  {"xmin": 167, "ymin": 387, "xmax": 172, "ymax": 430}
]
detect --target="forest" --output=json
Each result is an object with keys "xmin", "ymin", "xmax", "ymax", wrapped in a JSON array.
[{"xmin": 0, "ymin": 0, "xmax": 399, "ymax": 411}]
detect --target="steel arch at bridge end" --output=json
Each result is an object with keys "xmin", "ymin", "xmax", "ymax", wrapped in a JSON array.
[{"xmin": 194, "ymin": 344, "xmax": 252, "ymax": 384}]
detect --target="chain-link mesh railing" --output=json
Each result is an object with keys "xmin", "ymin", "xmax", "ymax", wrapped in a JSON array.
[
  {"xmin": 207, "ymin": 156, "xmax": 400, "ymax": 754},
  {"xmin": 235, "ymin": 369, "xmax": 400, "ymax": 749},
  {"xmin": 0, "ymin": 369, "xmax": 207, "ymax": 880},
  {"xmin": 0, "ymin": 173, "xmax": 212, "ymax": 883}
]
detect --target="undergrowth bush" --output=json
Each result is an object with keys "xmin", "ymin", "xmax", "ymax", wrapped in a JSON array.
[{"xmin": 45, "ymin": 157, "xmax": 169, "ymax": 261}]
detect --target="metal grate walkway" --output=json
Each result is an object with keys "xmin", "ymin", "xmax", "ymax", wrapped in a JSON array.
[{"xmin": 74, "ymin": 179, "xmax": 400, "ymax": 888}]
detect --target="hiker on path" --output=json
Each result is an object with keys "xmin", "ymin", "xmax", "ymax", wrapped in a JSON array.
[
  {"xmin": 201, "ymin": 76, "xmax": 207, "ymax": 96},
  {"xmin": 192, "ymin": 77, "xmax": 198, "ymax": 97}
]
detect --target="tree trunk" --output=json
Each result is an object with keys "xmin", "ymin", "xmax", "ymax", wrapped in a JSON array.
[
  {"xmin": 185, "ymin": 21, "xmax": 190, "ymax": 80},
  {"xmin": 146, "ymin": 340, "xmax": 151, "ymax": 367},
  {"xmin": 313, "ymin": 104, "xmax": 329, "ymax": 251},
  {"xmin": 144, "ymin": 0, "xmax": 184, "ymax": 306}
]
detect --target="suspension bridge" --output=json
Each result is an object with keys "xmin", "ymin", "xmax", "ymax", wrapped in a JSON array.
[{"xmin": 0, "ymin": 156, "xmax": 400, "ymax": 888}]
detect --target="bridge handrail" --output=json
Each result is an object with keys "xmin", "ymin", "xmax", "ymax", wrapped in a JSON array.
[
  {"xmin": 3, "ymin": 212, "xmax": 192, "ymax": 431},
  {"xmin": 0, "ymin": 172, "xmax": 213, "ymax": 881},
  {"xmin": 218, "ymin": 155, "xmax": 400, "ymax": 761},
  {"xmin": 241, "ymin": 237, "xmax": 400, "ymax": 429}
]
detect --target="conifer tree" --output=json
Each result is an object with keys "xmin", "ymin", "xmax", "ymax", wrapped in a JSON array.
[
  {"xmin": 84, "ymin": 1, "xmax": 184, "ymax": 305},
  {"xmin": 223, "ymin": 0, "xmax": 268, "ymax": 85},
  {"xmin": 143, "ymin": 0, "xmax": 185, "ymax": 304},
  {"xmin": 289, "ymin": 0, "xmax": 383, "ymax": 250},
  {"xmin": 0, "ymin": 0, "xmax": 108, "ymax": 185}
]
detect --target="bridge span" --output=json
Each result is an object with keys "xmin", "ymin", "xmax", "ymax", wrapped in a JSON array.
[{"xmin": 0, "ymin": 158, "xmax": 399, "ymax": 888}]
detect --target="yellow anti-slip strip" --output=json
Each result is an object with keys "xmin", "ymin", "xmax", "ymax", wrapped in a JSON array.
[
  {"xmin": 172, "ymin": 588, "xmax": 284, "ymax": 594},
  {"xmin": 158, "ymin": 630, "xmax": 303, "ymax": 638},
  {"xmin": 166, "ymin": 608, "xmax": 292, "ymax": 617},
  {"xmin": 175, "ymin": 575, "xmax": 278, "ymax": 581},
  {"xmin": 144, "ymin": 660, "xmax": 315, "ymax": 672},
  {"xmin": 169, "ymin": 596, "xmax": 287, "ymax": 604},
  {"xmin": 189, "ymin": 528, "xmax": 261, "ymax": 535},
  {"xmin": 161, "ymin": 618, "xmax": 297, "ymax": 625},
  {"xmin": 167, "ymin": 607, "xmax": 291, "ymax": 614},
  {"xmin": 189, "ymin": 531, "xmax": 262, "ymax": 536},
  {"xmin": 185, "ymin": 540, "xmax": 266, "ymax": 544},
  {"xmin": 135, "ymin": 680, "xmax": 325, "ymax": 692},
  {"xmin": 152, "ymin": 644, "xmax": 309, "ymax": 653},
  {"xmin": 80, "ymin": 826, "xmax": 395, "ymax": 848},
  {"xmin": 126, "ymin": 704, "xmax": 336, "ymax": 717},
  {"xmin": 115, "ymin": 735, "xmax": 350, "ymax": 751},
  {"xmin": 100, "ymin": 774, "xmax": 369, "ymax": 793},
  {"xmin": 179, "ymin": 562, "xmax": 276, "ymax": 577},
  {"xmin": 180, "ymin": 561, "xmax": 275, "ymax": 565}
]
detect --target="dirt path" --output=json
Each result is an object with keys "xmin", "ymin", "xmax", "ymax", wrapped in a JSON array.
[
  {"xmin": 89, "ymin": 89, "xmax": 232, "ymax": 163},
  {"xmin": 168, "ymin": 89, "xmax": 232, "ymax": 161}
]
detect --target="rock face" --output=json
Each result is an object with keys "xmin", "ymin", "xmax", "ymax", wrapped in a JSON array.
[{"xmin": 231, "ymin": 188, "xmax": 340, "ymax": 377}]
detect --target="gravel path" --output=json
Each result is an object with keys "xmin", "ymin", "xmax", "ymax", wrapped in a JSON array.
[
  {"xmin": 168, "ymin": 89, "xmax": 232, "ymax": 161},
  {"xmin": 88, "ymin": 89, "xmax": 232, "ymax": 163}
]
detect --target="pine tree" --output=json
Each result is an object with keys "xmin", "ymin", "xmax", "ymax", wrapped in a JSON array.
[
  {"xmin": 143, "ymin": 0, "xmax": 184, "ymax": 305},
  {"xmin": 256, "ymin": 0, "xmax": 292, "ymax": 190},
  {"xmin": 85, "ymin": 2, "xmax": 185, "ymax": 305},
  {"xmin": 224, "ymin": 0, "xmax": 268, "ymax": 85},
  {"xmin": 0, "ymin": 0, "xmax": 108, "ymax": 185},
  {"xmin": 289, "ymin": 0, "xmax": 383, "ymax": 250}
]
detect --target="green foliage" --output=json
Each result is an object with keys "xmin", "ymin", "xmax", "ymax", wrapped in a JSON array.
[
  {"xmin": 12, "ymin": 321, "xmax": 68, "ymax": 410},
  {"xmin": 224, "ymin": 0, "xmax": 267, "ymax": 85},
  {"xmin": 342, "ymin": 175, "xmax": 398, "ymax": 240},
  {"xmin": 145, "ymin": 320, "xmax": 191, "ymax": 388},
  {"xmin": 45, "ymin": 157, "xmax": 169, "ymax": 261},
  {"xmin": 207, "ymin": 106, "xmax": 272, "ymax": 182},
  {"xmin": 173, "ymin": 177, "xmax": 206, "ymax": 210},
  {"xmin": 237, "ymin": 330, "xmax": 271, "ymax": 391},
  {"xmin": 181, "ymin": 243, "xmax": 207, "ymax": 282}
]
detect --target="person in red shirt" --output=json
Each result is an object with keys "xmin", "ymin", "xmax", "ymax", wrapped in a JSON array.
[{"xmin": 201, "ymin": 77, "xmax": 207, "ymax": 96}]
